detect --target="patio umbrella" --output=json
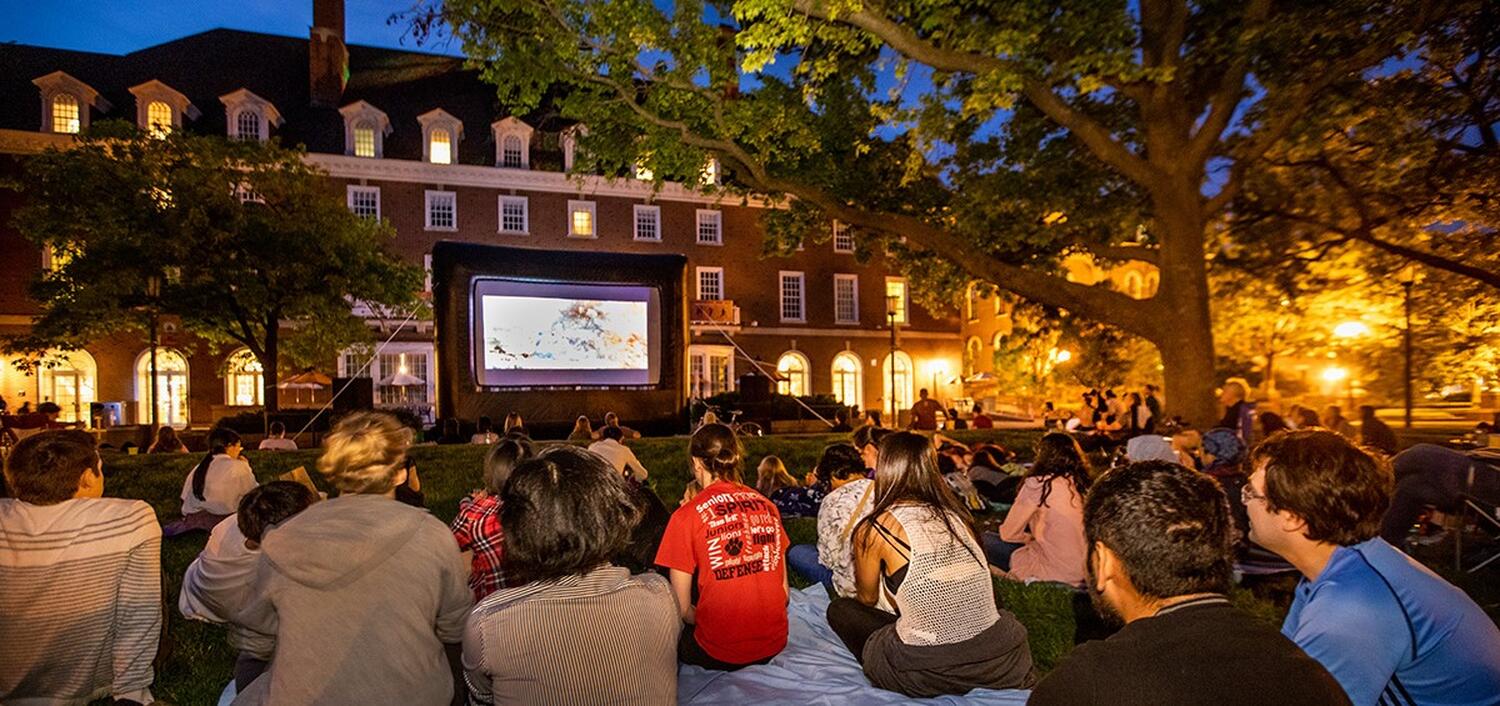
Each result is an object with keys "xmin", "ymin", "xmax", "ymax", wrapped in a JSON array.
[
  {"xmin": 278, "ymin": 371, "xmax": 330, "ymax": 405},
  {"xmin": 382, "ymin": 372, "xmax": 425, "ymax": 406}
]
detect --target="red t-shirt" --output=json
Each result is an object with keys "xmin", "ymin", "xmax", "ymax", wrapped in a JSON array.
[
  {"xmin": 972, "ymin": 413, "xmax": 994, "ymax": 429},
  {"xmin": 655, "ymin": 480, "xmax": 790, "ymax": 664}
]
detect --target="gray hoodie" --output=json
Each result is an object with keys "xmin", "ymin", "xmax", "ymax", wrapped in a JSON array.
[{"xmin": 231, "ymin": 493, "xmax": 472, "ymax": 706}]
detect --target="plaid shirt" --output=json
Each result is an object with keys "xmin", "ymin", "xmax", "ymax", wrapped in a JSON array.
[{"xmin": 450, "ymin": 493, "xmax": 505, "ymax": 601}]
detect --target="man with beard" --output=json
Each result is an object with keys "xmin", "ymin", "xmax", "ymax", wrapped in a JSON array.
[{"xmin": 1028, "ymin": 461, "xmax": 1348, "ymax": 706}]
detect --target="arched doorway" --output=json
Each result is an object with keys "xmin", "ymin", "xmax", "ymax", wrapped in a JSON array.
[
  {"xmin": 831, "ymin": 352, "xmax": 862, "ymax": 410},
  {"xmin": 776, "ymin": 351, "xmax": 810, "ymax": 397},
  {"xmin": 882, "ymin": 351, "xmax": 914, "ymax": 418},
  {"xmin": 37, "ymin": 349, "xmax": 97, "ymax": 425},
  {"xmin": 135, "ymin": 348, "xmax": 190, "ymax": 428},
  {"xmin": 225, "ymin": 348, "xmax": 264, "ymax": 407}
]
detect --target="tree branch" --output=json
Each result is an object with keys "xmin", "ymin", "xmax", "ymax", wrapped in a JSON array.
[
  {"xmin": 1079, "ymin": 242, "xmax": 1160, "ymax": 266},
  {"xmin": 1185, "ymin": 0, "xmax": 1270, "ymax": 167}
]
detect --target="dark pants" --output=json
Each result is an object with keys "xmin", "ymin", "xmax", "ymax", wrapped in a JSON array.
[
  {"xmin": 1380, "ymin": 444, "xmax": 1500, "ymax": 547},
  {"xmin": 233, "ymin": 652, "xmax": 268, "ymax": 692},
  {"xmin": 786, "ymin": 543, "xmax": 834, "ymax": 593},
  {"xmin": 678, "ymin": 624, "xmax": 773, "ymax": 672},
  {"xmin": 980, "ymin": 531, "xmax": 1024, "ymax": 571},
  {"xmin": 827, "ymin": 597, "xmax": 896, "ymax": 662}
]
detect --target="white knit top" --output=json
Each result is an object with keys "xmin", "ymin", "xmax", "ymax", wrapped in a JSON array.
[{"xmin": 883, "ymin": 505, "xmax": 999, "ymax": 646}]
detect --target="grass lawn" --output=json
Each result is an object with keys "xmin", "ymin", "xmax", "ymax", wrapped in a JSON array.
[{"xmin": 87, "ymin": 428, "xmax": 1497, "ymax": 704}]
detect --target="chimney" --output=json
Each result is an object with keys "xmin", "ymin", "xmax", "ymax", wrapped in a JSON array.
[{"xmin": 309, "ymin": 0, "xmax": 348, "ymax": 108}]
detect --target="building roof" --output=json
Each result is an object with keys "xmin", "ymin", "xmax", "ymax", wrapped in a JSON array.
[{"xmin": 0, "ymin": 29, "xmax": 561, "ymax": 165}]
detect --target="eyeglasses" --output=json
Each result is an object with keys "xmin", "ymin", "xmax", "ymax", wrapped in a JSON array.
[{"xmin": 1241, "ymin": 484, "xmax": 1268, "ymax": 505}]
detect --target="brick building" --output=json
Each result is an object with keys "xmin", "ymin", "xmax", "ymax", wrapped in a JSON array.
[{"xmin": 0, "ymin": 0, "xmax": 965, "ymax": 430}]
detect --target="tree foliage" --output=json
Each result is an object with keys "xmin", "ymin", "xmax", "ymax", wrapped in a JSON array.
[{"xmin": 7, "ymin": 121, "xmax": 423, "ymax": 410}]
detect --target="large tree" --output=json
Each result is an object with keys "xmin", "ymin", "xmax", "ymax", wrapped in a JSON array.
[
  {"xmin": 424, "ymin": 0, "xmax": 1454, "ymax": 423},
  {"xmin": 8, "ymin": 121, "xmax": 423, "ymax": 411}
]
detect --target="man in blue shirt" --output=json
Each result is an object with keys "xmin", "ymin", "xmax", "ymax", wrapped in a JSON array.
[{"xmin": 1246, "ymin": 430, "xmax": 1500, "ymax": 706}]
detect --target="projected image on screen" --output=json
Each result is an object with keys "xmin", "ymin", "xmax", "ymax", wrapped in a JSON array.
[
  {"xmin": 482, "ymin": 297, "xmax": 648, "ymax": 371},
  {"xmin": 471, "ymin": 278, "xmax": 662, "ymax": 387}
]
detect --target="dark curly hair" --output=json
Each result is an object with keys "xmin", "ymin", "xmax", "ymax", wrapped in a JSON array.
[
  {"xmin": 1030, "ymin": 432, "xmax": 1093, "ymax": 507},
  {"xmin": 1250, "ymin": 429, "xmax": 1391, "ymax": 546},
  {"xmin": 1085, "ymin": 461, "xmax": 1234, "ymax": 599},
  {"xmin": 501, "ymin": 446, "xmax": 643, "ymax": 585}
]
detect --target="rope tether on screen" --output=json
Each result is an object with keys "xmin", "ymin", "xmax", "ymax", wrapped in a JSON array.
[
  {"xmin": 699, "ymin": 318, "xmax": 836, "ymax": 429},
  {"xmin": 289, "ymin": 303, "xmax": 424, "ymax": 443}
]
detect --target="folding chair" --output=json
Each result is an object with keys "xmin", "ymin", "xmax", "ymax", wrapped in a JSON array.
[{"xmin": 1453, "ymin": 458, "xmax": 1500, "ymax": 574}]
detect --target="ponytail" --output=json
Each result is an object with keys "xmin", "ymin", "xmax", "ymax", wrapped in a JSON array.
[
  {"xmin": 191, "ymin": 427, "xmax": 242, "ymax": 501},
  {"xmin": 688, "ymin": 423, "xmax": 743, "ymax": 485}
]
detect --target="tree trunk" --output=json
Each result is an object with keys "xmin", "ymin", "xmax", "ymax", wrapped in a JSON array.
[
  {"xmin": 261, "ymin": 325, "xmax": 279, "ymax": 413},
  {"xmin": 1148, "ymin": 179, "xmax": 1223, "ymax": 427}
]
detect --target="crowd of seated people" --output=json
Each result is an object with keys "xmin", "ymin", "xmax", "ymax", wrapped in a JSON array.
[{"xmin": 7, "ymin": 403, "xmax": 1500, "ymax": 706}]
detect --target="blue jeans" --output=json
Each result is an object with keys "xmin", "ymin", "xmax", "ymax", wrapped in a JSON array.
[
  {"xmin": 787, "ymin": 543, "xmax": 834, "ymax": 593},
  {"xmin": 981, "ymin": 531, "xmax": 1024, "ymax": 571}
]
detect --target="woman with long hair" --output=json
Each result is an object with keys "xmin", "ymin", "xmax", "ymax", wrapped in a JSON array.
[
  {"xmin": 755, "ymin": 455, "xmax": 800, "ymax": 498},
  {"xmin": 148, "ymin": 425, "xmax": 187, "ymax": 453},
  {"xmin": 1258, "ymin": 411, "xmax": 1292, "ymax": 440},
  {"xmin": 982, "ymin": 432, "xmax": 1091, "ymax": 587},
  {"xmin": 169, "ymin": 427, "xmax": 256, "ymax": 536},
  {"xmin": 567, "ymin": 415, "xmax": 593, "ymax": 442},
  {"xmin": 654, "ymin": 423, "xmax": 790, "ymax": 671},
  {"xmin": 450, "ymin": 437, "xmax": 535, "ymax": 601},
  {"xmin": 827, "ymin": 432, "xmax": 1034, "ymax": 697}
]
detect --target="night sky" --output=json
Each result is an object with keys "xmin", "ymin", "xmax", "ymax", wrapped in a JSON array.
[{"xmin": 1, "ymin": 0, "xmax": 461, "ymax": 55}]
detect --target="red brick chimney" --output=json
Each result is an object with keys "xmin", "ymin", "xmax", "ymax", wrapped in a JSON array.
[{"xmin": 309, "ymin": 0, "xmax": 348, "ymax": 107}]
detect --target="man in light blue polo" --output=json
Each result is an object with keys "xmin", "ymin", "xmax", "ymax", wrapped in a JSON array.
[{"xmin": 1246, "ymin": 430, "xmax": 1500, "ymax": 706}]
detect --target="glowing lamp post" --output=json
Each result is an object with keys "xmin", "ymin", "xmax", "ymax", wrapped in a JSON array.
[{"xmin": 1398, "ymin": 266, "xmax": 1417, "ymax": 429}]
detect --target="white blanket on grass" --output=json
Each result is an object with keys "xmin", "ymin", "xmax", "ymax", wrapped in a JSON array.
[{"xmin": 676, "ymin": 586, "xmax": 1033, "ymax": 705}]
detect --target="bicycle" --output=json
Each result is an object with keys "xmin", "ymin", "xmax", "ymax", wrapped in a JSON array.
[{"xmin": 697, "ymin": 404, "xmax": 764, "ymax": 437}]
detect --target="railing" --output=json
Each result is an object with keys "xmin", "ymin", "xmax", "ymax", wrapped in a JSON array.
[{"xmin": 691, "ymin": 299, "xmax": 740, "ymax": 326}]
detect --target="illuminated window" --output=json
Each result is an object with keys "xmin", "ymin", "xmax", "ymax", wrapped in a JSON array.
[
  {"xmin": 696, "ymin": 209, "xmax": 722, "ymax": 245},
  {"xmin": 700, "ymin": 158, "xmax": 720, "ymax": 186},
  {"xmin": 696, "ymin": 267, "xmax": 723, "ymax": 301},
  {"xmin": 225, "ymin": 348, "xmax": 264, "ymax": 406},
  {"xmin": 147, "ymin": 101, "xmax": 173, "ymax": 137},
  {"xmin": 833, "ymin": 221, "xmax": 854, "ymax": 253},
  {"xmin": 776, "ymin": 351, "xmax": 809, "ymax": 397},
  {"xmin": 235, "ymin": 110, "xmax": 261, "ymax": 141},
  {"xmin": 425, "ymin": 190, "xmax": 456, "ymax": 231},
  {"xmin": 353, "ymin": 122, "xmax": 376, "ymax": 157},
  {"xmin": 135, "ymin": 348, "xmax": 190, "ymax": 428},
  {"xmin": 834, "ymin": 274, "xmax": 859, "ymax": 324},
  {"xmin": 347, "ymin": 186, "xmax": 380, "ymax": 219},
  {"xmin": 779, "ymin": 271, "xmax": 805, "ymax": 323},
  {"xmin": 51, "ymin": 94, "xmax": 80, "ymax": 134},
  {"xmin": 499, "ymin": 196, "xmax": 528, "ymax": 234},
  {"xmin": 568, "ymin": 200, "xmax": 596, "ymax": 238},
  {"xmin": 832, "ymin": 352, "xmax": 862, "ymax": 408},
  {"xmin": 501, "ymin": 135, "xmax": 524, "ymax": 168},
  {"xmin": 429, "ymin": 128, "xmax": 452, "ymax": 164},
  {"xmin": 885, "ymin": 277, "xmax": 908, "ymax": 325},
  {"xmin": 964, "ymin": 337, "xmax": 983, "ymax": 377},
  {"xmin": 634, "ymin": 205, "xmax": 661, "ymax": 241}
]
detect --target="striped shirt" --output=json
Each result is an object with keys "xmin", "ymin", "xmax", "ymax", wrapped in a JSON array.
[
  {"xmin": 463, "ymin": 565, "xmax": 678, "ymax": 705},
  {"xmin": 0, "ymin": 498, "xmax": 162, "ymax": 706}
]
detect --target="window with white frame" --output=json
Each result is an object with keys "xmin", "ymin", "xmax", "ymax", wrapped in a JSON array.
[
  {"xmin": 219, "ymin": 89, "xmax": 280, "ymax": 142},
  {"xmin": 429, "ymin": 128, "xmax": 453, "ymax": 164},
  {"xmin": 499, "ymin": 196, "xmax": 528, "ymax": 234},
  {"xmin": 225, "ymin": 348, "xmax": 264, "ymax": 406},
  {"xmin": 51, "ymin": 94, "xmax": 81, "ymax": 134},
  {"xmin": 834, "ymin": 274, "xmax": 859, "ymax": 324},
  {"xmin": 347, "ymin": 185, "xmax": 380, "ymax": 219},
  {"xmin": 776, "ymin": 351, "xmax": 810, "ymax": 396},
  {"xmin": 501, "ymin": 135, "xmax": 524, "ymax": 168},
  {"xmin": 418, "ymin": 108, "xmax": 462, "ymax": 164},
  {"xmin": 34, "ymin": 72, "xmax": 107, "ymax": 134},
  {"xmin": 696, "ymin": 209, "xmax": 722, "ymax": 245},
  {"xmin": 779, "ymin": 271, "xmax": 805, "ymax": 322},
  {"xmin": 885, "ymin": 277, "xmax": 908, "ymax": 325},
  {"xmin": 425, "ymin": 190, "xmax": 457, "ymax": 231},
  {"xmin": 689, "ymin": 345, "xmax": 734, "ymax": 398},
  {"xmin": 634, "ymin": 205, "xmax": 661, "ymax": 241},
  {"xmin": 568, "ymin": 200, "xmax": 596, "ymax": 238},
  {"xmin": 353, "ymin": 122, "xmax": 376, "ymax": 157},
  {"xmin": 491, "ymin": 117, "xmax": 533, "ymax": 168},
  {"xmin": 696, "ymin": 267, "xmax": 724, "ymax": 301},
  {"xmin": 147, "ymin": 101, "xmax": 173, "ymax": 138},
  {"xmin": 130, "ymin": 80, "xmax": 196, "ymax": 139},
  {"xmin": 235, "ymin": 110, "xmax": 261, "ymax": 141},
  {"xmin": 833, "ymin": 221, "xmax": 855, "ymax": 253},
  {"xmin": 424, "ymin": 253, "xmax": 433, "ymax": 294},
  {"xmin": 340, "ymin": 101, "xmax": 389, "ymax": 158}
]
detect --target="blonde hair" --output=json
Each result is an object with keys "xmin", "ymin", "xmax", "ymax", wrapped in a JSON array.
[
  {"xmin": 318, "ymin": 411, "xmax": 413, "ymax": 494},
  {"xmin": 755, "ymin": 455, "xmax": 798, "ymax": 496}
]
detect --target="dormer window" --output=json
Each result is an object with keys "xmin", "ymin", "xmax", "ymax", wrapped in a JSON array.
[
  {"xmin": 219, "ymin": 89, "xmax": 283, "ymax": 142},
  {"xmin": 491, "ymin": 117, "xmax": 533, "ymax": 169},
  {"xmin": 418, "ymin": 109, "xmax": 463, "ymax": 165},
  {"xmin": 700, "ymin": 158, "xmax": 721, "ymax": 187},
  {"xmin": 32, "ymin": 71, "xmax": 109, "ymax": 134},
  {"xmin": 560, "ymin": 124, "xmax": 586, "ymax": 172},
  {"xmin": 129, "ymin": 80, "xmax": 198, "ymax": 138},
  {"xmin": 339, "ymin": 101, "xmax": 391, "ymax": 158}
]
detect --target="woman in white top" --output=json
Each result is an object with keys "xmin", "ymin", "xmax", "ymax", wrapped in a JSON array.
[
  {"xmin": 177, "ymin": 428, "xmax": 257, "ymax": 522},
  {"xmin": 984, "ymin": 432, "xmax": 1091, "ymax": 587},
  {"xmin": 826, "ymin": 432, "xmax": 1034, "ymax": 697}
]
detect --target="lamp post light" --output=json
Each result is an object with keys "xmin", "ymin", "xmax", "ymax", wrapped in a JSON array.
[
  {"xmin": 1399, "ymin": 266, "xmax": 1417, "ymax": 429},
  {"xmin": 886, "ymin": 294, "xmax": 900, "ymax": 423}
]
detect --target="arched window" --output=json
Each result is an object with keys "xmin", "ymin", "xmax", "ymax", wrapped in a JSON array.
[
  {"xmin": 966, "ymin": 283, "xmax": 980, "ymax": 321},
  {"xmin": 236, "ymin": 110, "xmax": 261, "ymax": 141},
  {"xmin": 147, "ymin": 101, "xmax": 172, "ymax": 138},
  {"xmin": 776, "ymin": 351, "xmax": 810, "ymax": 397},
  {"xmin": 353, "ymin": 121, "xmax": 376, "ymax": 158},
  {"xmin": 882, "ymin": 351, "xmax": 914, "ymax": 417},
  {"xmin": 1123, "ymin": 271, "xmax": 1144, "ymax": 299},
  {"xmin": 993, "ymin": 331, "xmax": 1005, "ymax": 351},
  {"xmin": 135, "ymin": 348, "xmax": 190, "ymax": 428},
  {"xmin": 37, "ymin": 349, "xmax": 97, "ymax": 425},
  {"xmin": 965, "ymin": 337, "xmax": 983, "ymax": 378},
  {"xmin": 501, "ymin": 134, "xmax": 524, "ymax": 168},
  {"xmin": 225, "ymin": 348, "xmax": 264, "ymax": 406},
  {"xmin": 51, "ymin": 94, "xmax": 80, "ymax": 134},
  {"xmin": 1145, "ymin": 273, "xmax": 1160, "ymax": 298},
  {"xmin": 429, "ymin": 128, "xmax": 452, "ymax": 164},
  {"xmin": 831, "ymin": 352, "xmax": 863, "ymax": 410}
]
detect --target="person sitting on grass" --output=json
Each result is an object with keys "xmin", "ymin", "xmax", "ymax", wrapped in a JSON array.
[
  {"xmin": 828, "ymin": 431, "xmax": 1035, "ymax": 697},
  {"xmin": 178, "ymin": 481, "xmax": 318, "ymax": 691},
  {"xmin": 1246, "ymin": 430, "xmax": 1500, "ymax": 705},
  {"xmin": 169, "ymin": 427, "xmax": 257, "ymax": 536},
  {"xmin": 790, "ymin": 443, "xmax": 874, "ymax": 598},
  {"xmin": 1358, "ymin": 405, "xmax": 1398, "ymax": 456},
  {"xmin": 463, "ymin": 446, "xmax": 679, "ymax": 705},
  {"xmin": 981, "ymin": 432, "xmax": 1090, "ymax": 587},
  {"xmin": 567, "ymin": 415, "xmax": 594, "ymax": 442},
  {"xmin": 256, "ymin": 421, "xmax": 298, "ymax": 451},
  {"xmin": 451, "ymin": 437, "xmax": 534, "ymax": 601},
  {"xmin": 149, "ymin": 424, "xmax": 188, "ymax": 453},
  {"xmin": 471, "ymin": 416, "xmax": 499, "ymax": 445},
  {"xmin": 852, "ymin": 425, "xmax": 893, "ymax": 474},
  {"xmin": 1027, "ymin": 461, "xmax": 1350, "ymax": 706},
  {"xmin": 587, "ymin": 424, "xmax": 649, "ymax": 482},
  {"xmin": 970, "ymin": 402, "xmax": 994, "ymax": 429},
  {"xmin": 0, "ymin": 430, "xmax": 162, "ymax": 706},
  {"xmin": 655, "ymin": 423, "xmax": 790, "ymax": 671},
  {"xmin": 232, "ymin": 411, "xmax": 472, "ymax": 706},
  {"xmin": 755, "ymin": 454, "xmax": 803, "ymax": 513},
  {"xmin": 966, "ymin": 446, "xmax": 1020, "ymax": 504}
]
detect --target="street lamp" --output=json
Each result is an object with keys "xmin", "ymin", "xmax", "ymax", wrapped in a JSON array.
[
  {"xmin": 1398, "ymin": 265, "xmax": 1417, "ymax": 429},
  {"xmin": 886, "ymin": 294, "xmax": 900, "ymax": 423}
]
